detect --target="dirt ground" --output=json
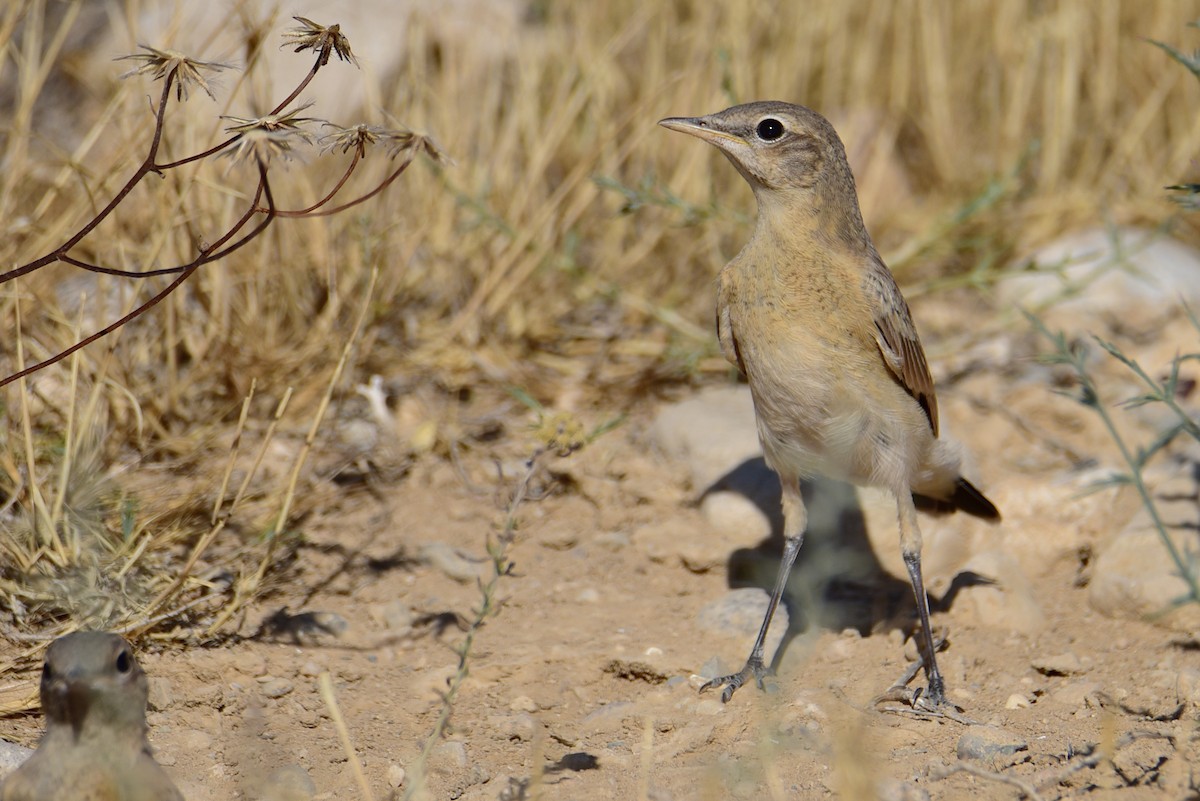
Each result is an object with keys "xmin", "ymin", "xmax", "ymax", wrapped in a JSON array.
[{"xmin": 2, "ymin": 293, "xmax": 1199, "ymax": 801}]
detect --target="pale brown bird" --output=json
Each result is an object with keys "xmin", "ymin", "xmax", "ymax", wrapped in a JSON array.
[
  {"xmin": 0, "ymin": 631, "xmax": 183, "ymax": 801},
  {"xmin": 659, "ymin": 102, "xmax": 999, "ymax": 708}
]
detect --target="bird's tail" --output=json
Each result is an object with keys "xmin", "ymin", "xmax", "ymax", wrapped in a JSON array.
[{"xmin": 913, "ymin": 477, "xmax": 1001, "ymax": 521}]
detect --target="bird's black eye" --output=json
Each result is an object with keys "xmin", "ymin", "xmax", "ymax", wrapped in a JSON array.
[
  {"xmin": 115, "ymin": 650, "xmax": 132, "ymax": 673},
  {"xmin": 756, "ymin": 118, "xmax": 785, "ymax": 141}
]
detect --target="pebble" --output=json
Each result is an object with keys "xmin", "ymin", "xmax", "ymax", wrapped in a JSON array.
[
  {"xmin": 509, "ymin": 695, "xmax": 539, "ymax": 713},
  {"xmin": 258, "ymin": 765, "xmax": 316, "ymax": 801},
  {"xmin": 699, "ymin": 490, "xmax": 772, "ymax": 543},
  {"xmin": 430, "ymin": 741, "xmax": 468, "ymax": 773},
  {"xmin": 576, "ymin": 587, "xmax": 600, "ymax": 603},
  {"xmin": 1004, "ymin": 693, "xmax": 1031, "ymax": 709},
  {"xmin": 876, "ymin": 778, "xmax": 931, "ymax": 801},
  {"xmin": 956, "ymin": 725, "xmax": 1028, "ymax": 764},
  {"xmin": 1031, "ymin": 652, "xmax": 1084, "ymax": 676},
  {"xmin": 261, "ymin": 678, "xmax": 295, "ymax": 699},
  {"xmin": 489, "ymin": 712, "xmax": 537, "ymax": 742},
  {"xmin": 419, "ymin": 541, "xmax": 488, "ymax": 583},
  {"xmin": 386, "ymin": 764, "xmax": 406, "ymax": 789},
  {"xmin": 377, "ymin": 600, "xmax": 414, "ymax": 631},
  {"xmin": 299, "ymin": 661, "xmax": 323, "ymax": 678},
  {"xmin": 1049, "ymin": 680, "xmax": 1103, "ymax": 708}
]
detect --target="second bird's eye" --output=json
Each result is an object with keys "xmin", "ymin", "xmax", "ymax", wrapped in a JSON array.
[{"xmin": 756, "ymin": 118, "xmax": 785, "ymax": 141}]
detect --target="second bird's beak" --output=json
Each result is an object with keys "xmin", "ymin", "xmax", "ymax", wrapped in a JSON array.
[{"xmin": 658, "ymin": 116, "xmax": 745, "ymax": 147}]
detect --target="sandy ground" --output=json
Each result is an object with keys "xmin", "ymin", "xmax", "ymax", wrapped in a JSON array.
[{"xmin": 2, "ymin": 289, "xmax": 1199, "ymax": 801}]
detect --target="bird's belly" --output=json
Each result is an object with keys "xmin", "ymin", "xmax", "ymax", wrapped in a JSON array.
[{"xmin": 745, "ymin": 351, "xmax": 928, "ymax": 491}]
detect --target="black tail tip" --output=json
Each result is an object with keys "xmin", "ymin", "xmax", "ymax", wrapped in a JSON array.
[{"xmin": 913, "ymin": 477, "xmax": 1001, "ymax": 521}]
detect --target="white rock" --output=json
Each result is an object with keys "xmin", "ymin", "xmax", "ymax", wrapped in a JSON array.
[
  {"xmin": 1000, "ymin": 226, "xmax": 1200, "ymax": 320},
  {"xmin": 650, "ymin": 386, "xmax": 760, "ymax": 491}
]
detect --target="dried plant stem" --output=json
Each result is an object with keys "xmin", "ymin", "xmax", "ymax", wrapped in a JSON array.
[
  {"xmin": 256, "ymin": 266, "xmax": 379, "ymax": 581},
  {"xmin": 404, "ymin": 448, "xmax": 550, "ymax": 801},
  {"xmin": 318, "ymin": 671, "xmax": 377, "ymax": 801}
]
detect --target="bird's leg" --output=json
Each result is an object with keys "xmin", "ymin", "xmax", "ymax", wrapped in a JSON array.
[
  {"xmin": 701, "ymin": 478, "xmax": 806, "ymax": 703},
  {"xmin": 896, "ymin": 493, "xmax": 946, "ymax": 708}
]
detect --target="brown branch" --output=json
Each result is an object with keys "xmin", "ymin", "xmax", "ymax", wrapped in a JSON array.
[
  {"xmin": 0, "ymin": 167, "xmax": 274, "ymax": 390},
  {"xmin": 263, "ymin": 153, "xmax": 415, "ymax": 218}
]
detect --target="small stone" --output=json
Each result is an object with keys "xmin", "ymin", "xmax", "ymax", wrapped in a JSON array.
[
  {"xmin": 419, "ymin": 541, "xmax": 488, "ymax": 583},
  {"xmin": 233, "ymin": 651, "xmax": 268, "ymax": 677},
  {"xmin": 299, "ymin": 661, "xmax": 323, "ymax": 678},
  {"xmin": 576, "ymin": 587, "xmax": 600, "ymax": 603},
  {"xmin": 509, "ymin": 695, "xmax": 538, "ymax": 713},
  {"xmin": 430, "ymin": 741, "xmax": 468, "ymax": 774},
  {"xmin": 1049, "ymin": 680, "xmax": 1103, "ymax": 708},
  {"xmin": 956, "ymin": 725, "xmax": 1028, "ymax": 764},
  {"xmin": 1032, "ymin": 652, "xmax": 1084, "ymax": 676},
  {"xmin": 698, "ymin": 490, "xmax": 771, "ymax": 543},
  {"xmin": 261, "ymin": 678, "xmax": 295, "ymax": 699},
  {"xmin": 490, "ymin": 712, "xmax": 537, "ymax": 742},
  {"xmin": 386, "ymin": 764, "xmax": 406, "ymax": 789},
  {"xmin": 258, "ymin": 765, "xmax": 316, "ymax": 801},
  {"xmin": 379, "ymin": 600, "xmax": 414, "ymax": 631},
  {"xmin": 146, "ymin": 676, "xmax": 174, "ymax": 711},
  {"xmin": 876, "ymin": 778, "xmax": 931, "ymax": 801},
  {"xmin": 1005, "ymin": 693, "xmax": 1031, "ymax": 709},
  {"xmin": 536, "ymin": 528, "xmax": 578, "ymax": 550}
]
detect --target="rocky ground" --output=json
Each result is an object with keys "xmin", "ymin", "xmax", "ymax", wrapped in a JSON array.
[{"xmin": 2, "ymin": 226, "xmax": 1200, "ymax": 800}]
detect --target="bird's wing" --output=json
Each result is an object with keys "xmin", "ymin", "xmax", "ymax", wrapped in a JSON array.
[
  {"xmin": 716, "ymin": 273, "xmax": 747, "ymax": 375},
  {"xmin": 863, "ymin": 255, "xmax": 939, "ymax": 436}
]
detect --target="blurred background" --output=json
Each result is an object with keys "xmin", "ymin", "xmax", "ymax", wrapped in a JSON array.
[{"xmin": 1, "ymin": 0, "xmax": 1199, "ymax": 654}]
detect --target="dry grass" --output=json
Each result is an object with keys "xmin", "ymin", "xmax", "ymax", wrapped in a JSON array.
[{"xmin": 0, "ymin": 0, "xmax": 1198, "ymax": 706}]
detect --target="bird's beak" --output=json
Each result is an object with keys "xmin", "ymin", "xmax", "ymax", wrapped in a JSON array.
[{"xmin": 658, "ymin": 116, "xmax": 745, "ymax": 147}]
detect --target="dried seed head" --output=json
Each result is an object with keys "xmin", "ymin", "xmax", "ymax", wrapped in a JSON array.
[
  {"xmin": 220, "ymin": 104, "xmax": 320, "ymax": 165},
  {"xmin": 116, "ymin": 45, "xmax": 232, "ymax": 101},
  {"xmin": 319, "ymin": 123, "xmax": 450, "ymax": 164},
  {"xmin": 282, "ymin": 16, "xmax": 358, "ymax": 68}
]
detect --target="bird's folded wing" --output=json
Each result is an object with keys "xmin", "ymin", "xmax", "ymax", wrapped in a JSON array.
[{"xmin": 863, "ymin": 255, "xmax": 939, "ymax": 436}]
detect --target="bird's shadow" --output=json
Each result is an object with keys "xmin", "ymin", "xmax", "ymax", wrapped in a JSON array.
[{"xmin": 700, "ymin": 456, "xmax": 964, "ymax": 674}]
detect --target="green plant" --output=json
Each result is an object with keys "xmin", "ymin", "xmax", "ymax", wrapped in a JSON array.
[{"xmin": 1027, "ymin": 309, "xmax": 1200, "ymax": 608}]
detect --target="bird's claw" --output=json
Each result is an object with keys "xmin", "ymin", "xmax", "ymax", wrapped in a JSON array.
[{"xmin": 700, "ymin": 659, "xmax": 770, "ymax": 703}]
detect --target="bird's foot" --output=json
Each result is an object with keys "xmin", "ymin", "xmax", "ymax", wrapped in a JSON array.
[
  {"xmin": 873, "ymin": 668, "xmax": 973, "ymax": 723},
  {"xmin": 699, "ymin": 658, "xmax": 770, "ymax": 703}
]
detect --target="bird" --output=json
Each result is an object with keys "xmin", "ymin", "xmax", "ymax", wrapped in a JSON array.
[
  {"xmin": 658, "ymin": 102, "xmax": 1000, "ymax": 708},
  {"xmin": 0, "ymin": 631, "xmax": 183, "ymax": 801}
]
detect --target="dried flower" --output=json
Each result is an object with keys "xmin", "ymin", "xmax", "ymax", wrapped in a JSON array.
[
  {"xmin": 220, "ymin": 104, "xmax": 319, "ymax": 164},
  {"xmin": 116, "ymin": 45, "xmax": 232, "ymax": 101},
  {"xmin": 319, "ymin": 123, "xmax": 386, "ymax": 157},
  {"xmin": 282, "ymin": 17, "xmax": 358, "ymax": 67},
  {"xmin": 320, "ymin": 123, "xmax": 450, "ymax": 164}
]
